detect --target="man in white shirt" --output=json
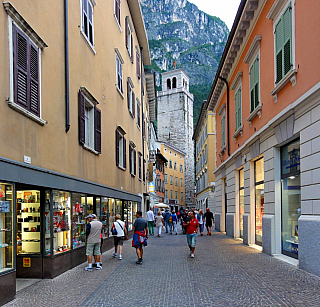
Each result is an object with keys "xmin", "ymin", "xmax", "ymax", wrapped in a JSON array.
[
  {"xmin": 146, "ymin": 207, "xmax": 155, "ymax": 236},
  {"xmin": 112, "ymin": 214, "xmax": 127, "ymax": 260}
]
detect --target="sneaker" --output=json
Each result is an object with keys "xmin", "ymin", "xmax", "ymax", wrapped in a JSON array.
[
  {"xmin": 209, "ymin": 233, "xmax": 211, "ymax": 236},
  {"xmin": 119, "ymin": 255, "xmax": 122, "ymax": 260},
  {"xmin": 191, "ymin": 254, "xmax": 195, "ymax": 258},
  {"xmin": 112, "ymin": 252, "xmax": 117, "ymax": 258},
  {"xmin": 136, "ymin": 260, "xmax": 142, "ymax": 265},
  {"xmin": 84, "ymin": 266, "xmax": 92, "ymax": 271},
  {"xmin": 96, "ymin": 265, "xmax": 102, "ymax": 270}
]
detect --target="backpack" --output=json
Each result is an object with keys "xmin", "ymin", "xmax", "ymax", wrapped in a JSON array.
[{"xmin": 168, "ymin": 215, "xmax": 173, "ymax": 223}]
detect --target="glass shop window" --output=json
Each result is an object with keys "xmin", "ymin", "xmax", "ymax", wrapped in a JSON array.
[{"xmin": 72, "ymin": 193, "xmax": 86, "ymax": 249}]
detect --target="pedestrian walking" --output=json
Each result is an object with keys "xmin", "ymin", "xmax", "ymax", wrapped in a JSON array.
[
  {"xmin": 155, "ymin": 211, "xmax": 164, "ymax": 237},
  {"xmin": 177, "ymin": 210, "xmax": 180, "ymax": 222},
  {"xmin": 203, "ymin": 208, "xmax": 214, "ymax": 235},
  {"xmin": 132, "ymin": 211, "xmax": 148, "ymax": 265},
  {"xmin": 180, "ymin": 209, "xmax": 188, "ymax": 234},
  {"xmin": 112, "ymin": 214, "xmax": 127, "ymax": 260},
  {"xmin": 85, "ymin": 214, "xmax": 103, "ymax": 271},
  {"xmin": 169, "ymin": 211, "xmax": 178, "ymax": 235},
  {"xmin": 146, "ymin": 207, "xmax": 155, "ymax": 236},
  {"xmin": 163, "ymin": 209, "xmax": 172, "ymax": 233},
  {"xmin": 196, "ymin": 209, "xmax": 204, "ymax": 236},
  {"xmin": 183, "ymin": 211, "xmax": 199, "ymax": 258}
]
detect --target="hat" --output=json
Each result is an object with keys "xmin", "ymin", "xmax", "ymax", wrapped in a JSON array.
[{"xmin": 86, "ymin": 214, "xmax": 95, "ymax": 219}]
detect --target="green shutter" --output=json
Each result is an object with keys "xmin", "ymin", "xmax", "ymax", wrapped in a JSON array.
[
  {"xmin": 221, "ymin": 114, "xmax": 225, "ymax": 147},
  {"xmin": 254, "ymin": 57, "xmax": 259, "ymax": 109},
  {"xmin": 275, "ymin": 17, "xmax": 283, "ymax": 83},
  {"xmin": 283, "ymin": 4, "xmax": 292, "ymax": 75},
  {"xmin": 235, "ymin": 91, "xmax": 238, "ymax": 131},
  {"xmin": 235, "ymin": 88, "xmax": 242, "ymax": 131},
  {"xmin": 250, "ymin": 65, "xmax": 255, "ymax": 112}
]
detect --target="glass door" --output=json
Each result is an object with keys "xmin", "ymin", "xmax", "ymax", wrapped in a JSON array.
[
  {"xmin": 255, "ymin": 158, "xmax": 264, "ymax": 246},
  {"xmin": 239, "ymin": 169, "xmax": 244, "ymax": 238}
]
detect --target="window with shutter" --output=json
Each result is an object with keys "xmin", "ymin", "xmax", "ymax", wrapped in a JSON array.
[
  {"xmin": 275, "ymin": 4, "xmax": 292, "ymax": 84},
  {"xmin": 235, "ymin": 87, "xmax": 242, "ymax": 131},
  {"xmin": 136, "ymin": 99, "xmax": 140, "ymax": 128},
  {"xmin": 136, "ymin": 50, "xmax": 141, "ymax": 79},
  {"xmin": 221, "ymin": 113, "xmax": 226, "ymax": 148},
  {"xmin": 125, "ymin": 17, "xmax": 133, "ymax": 61},
  {"xmin": 138, "ymin": 154, "xmax": 142, "ymax": 180},
  {"xmin": 249, "ymin": 56, "xmax": 260, "ymax": 112},
  {"xmin": 82, "ymin": 0, "xmax": 94, "ymax": 46}
]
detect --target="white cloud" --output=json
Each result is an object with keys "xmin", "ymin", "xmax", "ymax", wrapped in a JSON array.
[{"xmin": 188, "ymin": 0, "xmax": 242, "ymax": 30}]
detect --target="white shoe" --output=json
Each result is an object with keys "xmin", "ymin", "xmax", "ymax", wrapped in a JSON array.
[
  {"xmin": 119, "ymin": 255, "xmax": 122, "ymax": 260},
  {"xmin": 112, "ymin": 252, "xmax": 117, "ymax": 258},
  {"xmin": 96, "ymin": 265, "xmax": 102, "ymax": 270},
  {"xmin": 84, "ymin": 266, "xmax": 92, "ymax": 271},
  {"xmin": 191, "ymin": 254, "xmax": 195, "ymax": 258}
]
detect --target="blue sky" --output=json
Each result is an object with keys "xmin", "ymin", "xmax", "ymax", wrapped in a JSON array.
[{"xmin": 188, "ymin": 0, "xmax": 242, "ymax": 30}]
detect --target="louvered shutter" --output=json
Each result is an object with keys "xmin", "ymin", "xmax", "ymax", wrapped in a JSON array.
[
  {"xmin": 235, "ymin": 91, "xmax": 239, "ymax": 131},
  {"xmin": 125, "ymin": 17, "xmax": 128, "ymax": 50},
  {"xmin": 137, "ymin": 103, "xmax": 140, "ymax": 127},
  {"xmin": 116, "ymin": 130, "xmax": 120, "ymax": 166},
  {"xmin": 123, "ymin": 137, "xmax": 127, "ymax": 169},
  {"xmin": 283, "ymin": 5, "xmax": 292, "ymax": 76},
  {"xmin": 78, "ymin": 91, "xmax": 86, "ymax": 145},
  {"xmin": 131, "ymin": 33, "xmax": 133, "ymax": 62},
  {"xmin": 237, "ymin": 88, "xmax": 241, "ymax": 129},
  {"xmin": 254, "ymin": 57, "xmax": 259, "ymax": 109},
  {"xmin": 132, "ymin": 91, "xmax": 135, "ymax": 117},
  {"xmin": 136, "ymin": 51, "xmax": 140, "ymax": 78},
  {"xmin": 134, "ymin": 149, "xmax": 136, "ymax": 175},
  {"xmin": 221, "ymin": 114, "xmax": 225, "ymax": 147},
  {"xmin": 142, "ymin": 113, "xmax": 145, "ymax": 137},
  {"xmin": 249, "ymin": 64, "xmax": 255, "ymax": 112},
  {"xmin": 94, "ymin": 107, "xmax": 101, "ymax": 153},
  {"xmin": 275, "ymin": 18, "xmax": 283, "ymax": 83},
  {"xmin": 139, "ymin": 155, "xmax": 141, "ymax": 179},
  {"xmin": 29, "ymin": 44, "xmax": 40, "ymax": 116},
  {"xmin": 129, "ymin": 145, "xmax": 132, "ymax": 174},
  {"xmin": 127, "ymin": 80, "xmax": 130, "ymax": 110}
]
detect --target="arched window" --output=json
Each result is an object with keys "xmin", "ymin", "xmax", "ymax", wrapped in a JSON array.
[
  {"xmin": 172, "ymin": 77, "xmax": 177, "ymax": 89},
  {"xmin": 167, "ymin": 79, "xmax": 171, "ymax": 90}
]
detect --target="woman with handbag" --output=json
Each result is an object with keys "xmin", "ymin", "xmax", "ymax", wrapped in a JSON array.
[
  {"xmin": 112, "ymin": 214, "xmax": 127, "ymax": 260},
  {"xmin": 155, "ymin": 211, "xmax": 164, "ymax": 237}
]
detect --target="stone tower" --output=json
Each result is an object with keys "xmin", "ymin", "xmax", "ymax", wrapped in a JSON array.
[{"xmin": 157, "ymin": 69, "xmax": 194, "ymax": 208}]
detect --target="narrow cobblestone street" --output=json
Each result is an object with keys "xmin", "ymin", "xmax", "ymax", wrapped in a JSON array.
[{"xmin": 5, "ymin": 227, "xmax": 320, "ymax": 307}]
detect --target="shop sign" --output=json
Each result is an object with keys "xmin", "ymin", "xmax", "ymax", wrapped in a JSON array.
[
  {"xmin": 149, "ymin": 183, "xmax": 154, "ymax": 193},
  {"xmin": 23, "ymin": 258, "xmax": 31, "ymax": 267},
  {"xmin": 149, "ymin": 150, "xmax": 156, "ymax": 163}
]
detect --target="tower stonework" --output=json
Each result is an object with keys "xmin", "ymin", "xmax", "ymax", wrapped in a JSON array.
[{"xmin": 157, "ymin": 69, "xmax": 195, "ymax": 207}]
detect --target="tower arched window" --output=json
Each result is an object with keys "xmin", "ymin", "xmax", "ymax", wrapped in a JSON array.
[
  {"xmin": 172, "ymin": 77, "xmax": 177, "ymax": 89},
  {"xmin": 167, "ymin": 79, "xmax": 171, "ymax": 90}
]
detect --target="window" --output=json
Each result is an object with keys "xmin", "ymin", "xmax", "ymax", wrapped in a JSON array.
[
  {"xmin": 114, "ymin": 0, "xmax": 121, "ymax": 27},
  {"xmin": 235, "ymin": 86, "xmax": 242, "ymax": 131},
  {"xmin": 275, "ymin": 3, "xmax": 292, "ymax": 84},
  {"xmin": 12, "ymin": 25, "xmax": 40, "ymax": 117},
  {"xmin": 165, "ymin": 190, "xmax": 168, "ymax": 198},
  {"xmin": 169, "ymin": 160, "xmax": 172, "ymax": 168},
  {"xmin": 170, "ymin": 151, "xmax": 172, "ymax": 155},
  {"xmin": 116, "ymin": 51, "xmax": 124, "ymax": 95},
  {"xmin": 82, "ymin": 0, "xmax": 94, "ymax": 46},
  {"xmin": 167, "ymin": 79, "xmax": 171, "ymax": 90},
  {"xmin": 175, "ymin": 191, "xmax": 178, "ymax": 200},
  {"xmin": 170, "ymin": 175, "xmax": 173, "ymax": 185},
  {"xmin": 180, "ymin": 155, "xmax": 182, "ymax": 159},
  {"xmin": 175, "ymin": 177, "xmax": 178, "ymax": 186},
  {"xmin": 138, "ymin": 153, "xmax": 142, "ymax": 180},
  {"xmin": 250, "ymin": 55, "xmax": 260, "ymax": 112},
  {"xmin": 181, "ymin": 192, "xmax": 183, "ymax": 201},
  {"xmin": 116, "ymin": 128, "xmax": 126, "ymax": 169},
  {"xmin": 172, "ymin": 77, "xmax": 177, "ymax": 89},
  {"xmin": 136, "ymin": 49, "xmax": 141, "ymax": 79},
  {"xmin": 174, "ymin": 153, "xmax": 177, "ymax": 157},
  {"xmin": 125, "ymin": 17, "xmax": 133, "ymax": 61},
  {"xmin": 164, "ymin": 148, "xmax": 167, "ymax": 152},
  {"xmin": 170, "ymin": 190, "xmax": 173, "ymax": 199},
  {"xmin": 180, "ymin": 178, "xmax": 183, "ymax": 187},
  {"xmin": 221, "ymin": 112, "xmax": 226, "ymax": 148},
  {"xmin": 180, "ymin": 164, "xmax": 183, "ymax": 172},
  {"xmin": 174, "ymin": 162, "xmax": 177, "ymax": 171},
  {"xmin": 127, "ymin": 78, "xmax": 135, "ymax": 116},
  {"xmin": 136, "ymin": 99, "xmax": 141, "ymax": 129},
  {"xmin": 78, "ymin": 90, "xmax": 101, "ymax": 153},
  {"xmin": 129, "ymin": 143, "xmax": 136, "ymax": 176},
  {"xmin": 165, "ymin": 174, "xmax": 168, "ymax": 183}
]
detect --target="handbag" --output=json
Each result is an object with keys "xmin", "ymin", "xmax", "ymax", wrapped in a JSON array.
[{"xmin": 112, "ymin": 221, "xmax": 124, "ymax": 236}]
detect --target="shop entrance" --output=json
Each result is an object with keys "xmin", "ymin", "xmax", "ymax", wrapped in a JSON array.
[{"xmin": 16, "ymin": 185, "xmax": 44, "ymax": 278}]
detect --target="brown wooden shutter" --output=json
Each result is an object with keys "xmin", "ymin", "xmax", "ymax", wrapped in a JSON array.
[
  {"xmin": 116, "ymin": 130, "xmax": 120, "ymax": 166},
  {"xmin": 132, "ymin": 91, "xmax": 135, "ymax": 117},
  {"xmin": 13, "ymin": 25, "xmax": 28, "ymax": 108},
  {"xmin": 129, "ymin": 145, "xmax": 132, "ymax": 174},
  {"xmin": 29, "ymin": 44, "xmax": 40, "ymax": 116},
  {"xmin": 134, "ymin": 149, "xmax": 136, "ymax": 175},
  {"xmin": 94, "ymin": 106, "xmax": 101, "ymax": 153},
  {"xmin": 127, "ymin": 80, "xmax": 130, "ymax": 110},
  {"xmin": 123, "ymin": 137, "xmax": 127, "ymax": 169},
  {"xmin": 78, "ymin": 91, "xmax": 85, "ymax": 145}
]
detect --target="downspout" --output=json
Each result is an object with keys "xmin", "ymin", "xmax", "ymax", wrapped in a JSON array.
[
  {"xmin": 218, "ymin": 77, "xmax": 230, "ymax": 157},
  {"xmin": 65, "ymin": 0, "xmax": 70, "ymax": 132}
]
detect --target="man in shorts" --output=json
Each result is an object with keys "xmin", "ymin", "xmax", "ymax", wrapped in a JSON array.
[
  {"xmin": 132, "ymin": 211, "xmax": 148, "ymax": 265},
  {"xmin": 203, "ymin": 208, "xmax": 214, "ymax": 235},
  {"xmin": 112, "ymin": 214, "xmax": 127, "ymax": 260},
  {"xmin": 85, "ymin": 214, "xmax": 103, "ymax": 271},
  {"xmin": 184, "ymin": 211, "xmax": 199, "ymax": 258}
]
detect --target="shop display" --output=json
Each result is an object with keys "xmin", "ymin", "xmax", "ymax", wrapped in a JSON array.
[
  {"xmin": 16, "ymin": 190, "xmax": 41, "ymax": 255},
  {"xmin": 254, "ymin": 159, "xmax": 264, "ymax": 246},
  {"xmin": 72, "ymin": 194, "xmax": 86, "ymax": 248},
  {"xmin": 0, "ymin": 183, "xmax": 13, "ymax": 273},
  {"xmin": 101, "ymin": 198, "xmax": 108, "ymax": 238}
]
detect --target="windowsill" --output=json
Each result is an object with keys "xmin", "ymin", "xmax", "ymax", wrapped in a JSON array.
[
  {"xmin": 116, "ymin": 86, "xmax": 125, "ymax": 99},
  {"xmin": 82, "ymin": 144, "xmax": 99, "ymax": 155},
  {"xmin": 233, "ymin": 125, "xmax": 243, "ymax": 139},
  {"xmin": 136, "ymin": 124, "xmax": 141, "ymax": 131},
  {"xmin": 246, "ymin": 104, "xmax": 262, "ymax": 127},
  {"xmin": 114, "ymin": 14, "xmax": 122, "ymax": 32},
  {"xmin": 129, "ymin": 110, "xmax": 135, "ymax": 119},
  {"xmin": 8, "ymin": 101, "xmax": 47, "ymax": 125},
  {"xmin": 127, "ymin": 48, "xmax": 133, "ymax": 63},
  {"xmin": 131, "ymin": 173, "xmax": 136, "ymax": 177},
  {"xmin": 80, "ymin": 30, "xmax": 96, "ymax": 55},
  {"xmin": 220, "ymin": 145, "xmax": 226, "ymax": 154},
  {"xmin": 117, "ymin": 165, "xmax": 126, "ymax": 171},
  {"xmin": 270, "ymin": 69, "xmax": 298, "ymax": 103}
]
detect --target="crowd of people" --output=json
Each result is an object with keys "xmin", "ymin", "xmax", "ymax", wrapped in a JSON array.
[{"xmin": 84, "ymin": 207, "xmax": 215, "ymax": 270}]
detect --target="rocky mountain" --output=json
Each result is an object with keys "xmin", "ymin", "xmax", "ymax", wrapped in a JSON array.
[{"xmin": 139, "ymin": 0, "xmax": 229, "ymax": 126}]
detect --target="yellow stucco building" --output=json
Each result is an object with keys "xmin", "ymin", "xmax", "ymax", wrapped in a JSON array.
[{"xmin": 193, "ymin": 101, "xmax": 216, "ymax": 210}]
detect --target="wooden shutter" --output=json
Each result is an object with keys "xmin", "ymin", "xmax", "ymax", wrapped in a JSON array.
[
  {"xmin": 283, "ymin": 5, "xmax": 292, "ymax": 75},
  {"xmin": 123, "ymin": 137, "xmax": 127, "ymax": 169},
  {"xmin": 125, "ymin": 17, "xmax": 128, "ymax": 50},
  {"xmin": 131, "ymin": 34, "xmax": 133, "ymax": 62},
  {"xmin": 29, "ymin": 44, "xmax": 40, "ymax": 116},
  {"xmin": 254, "ymin": 57, "xmax": 259, "ymax": 109},
  {"xmin": 142, "ymin": 113, "xmax": 145, "ymax": 137},
  {"xmin": 134, "ymin": 149, "xmax": 136, "ymax": 175},
  {"xmin": 129, "ymin": 145, "xmax": 132, "ymax": 174},
  {"xmin": 275, "ymin": 18, "xmax": 283, "ymax": 83},
  {"xmin": 136, "ymin": 51, "xmax": 140, "ymax": 78},
  {"xmin": 132, "ymin": 91, "xmax": 135, "ymax": 117},
  {"xmin": 221, "ymin": 114, "xmax": 225, "ymax": 147},
  {"xmin": 137, "ymin": 103, "xmax": 140, "ymax": 127},
  {"xmin": 116, "ymin": 130, "xmax": 120, "ymax": 166},
  {"xmin": 127, "ymin": 80, "xmax": 130, "ymax": 110},
  {"xmin": 94, "ymin": 106, "xmax": 101, "ymax": 153},
  {"xmin": 139, "ymin": 155, "xmax": 141, "ymax": 179},
  {"xmin": 78, "ymin": 91, "xmax": 86, "ymax": 145},
  {"xmin": 249, "ymin": 64, "xmax": 255, "ymax": 112},
  {"xmin": 235, "ymin": 91, "xmax": 239, "ymax": 131}
]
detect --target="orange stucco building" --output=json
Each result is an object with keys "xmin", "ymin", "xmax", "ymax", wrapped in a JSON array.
[{"xmin": 208, "ymin": 0, "xmax": 320, "ymax": 276}]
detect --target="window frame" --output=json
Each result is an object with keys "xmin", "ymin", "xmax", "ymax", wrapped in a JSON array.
[
  {"xmin": 81, "ymin": 0, "xmax": 95, "ymax": 49},
  {"xmin": 127, "ymin": 78, "xmax": 135, "ymax": 117},
  {"xmin": 125, "ymin": 17, "xmax": 133, "ymax": 62},
  {"xmin": 234, "ymin": 84, "xmax": 242, "ymax": 132},
  {"xmin": 170, "ymin": 175, "xmax": 173, "ymax": 185},
  {"xmin": 114, "ymin": 0, "xmax": 121, "ymax": 30},
  {"xmin": 136, "ymin": 98, "xmax": 141, "ymax": 129},
  {"xmin": 221, "ymin": 111, "xmax": 226, "ymax": 149},
  {"xmin": 129, "ymin": 143, "xmax": 136, "ymax": 176},
  {"xmin": 115, "ymin": 50, "xmax": 124, "ymax": 97},
  {"xmin": 138, "ymin": 153, "xmax": 142, "ymax": 181},
  {"xmin": 180, "ymin": 178, "xmax": 183, "ymax": 187},
  {"xmin": 249, "ymin": 52, "xmax": 260, "ymax": 113},
  {"xmin": 116, "ymin": 128, "xmax": 126, "ymax": 170}
]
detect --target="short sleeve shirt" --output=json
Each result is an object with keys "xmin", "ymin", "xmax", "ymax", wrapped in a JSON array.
[
  {"xmin": 186, "ymin": 218, "xmax": 199, "ymax": 234},
  {"xmin": 204, "ymin": 212, "xmax": 214, "ymax": 222},
  {"xmin": 133, "ymin": 217, "xmax": 147, "ymax": 231}
]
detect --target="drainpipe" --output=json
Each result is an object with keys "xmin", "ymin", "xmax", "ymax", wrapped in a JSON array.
[
  {"xmin": 65, "ymin": 0, "xmax": 70, "ymax": 132},
  {"xmin": 218, "ymin": 76, "xmax": 230, "ymax": 157}
]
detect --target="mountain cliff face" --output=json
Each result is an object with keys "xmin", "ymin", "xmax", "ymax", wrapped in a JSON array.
[{"xmin": 139, "ymin": 0, "xmax": 229, "ymax": 125}]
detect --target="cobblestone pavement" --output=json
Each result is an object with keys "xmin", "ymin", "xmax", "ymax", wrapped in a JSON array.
[{"xmin": 5, "ymin": 226, "xmax": 320, "ymax": 307}]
